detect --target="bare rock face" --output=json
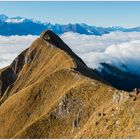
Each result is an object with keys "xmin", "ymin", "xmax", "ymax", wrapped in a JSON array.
[
  {"xmin": 112, "ymin": 90, "xmax": 130, "ymax": 104},
  {"xmin": 0, "ymin": 68, "xmax": 14, "ymax": 96}
]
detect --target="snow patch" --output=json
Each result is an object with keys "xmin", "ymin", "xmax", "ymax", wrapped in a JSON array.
[{"xmin": 6, "ymin": 18, "xmax": 25, "ymax": 23}]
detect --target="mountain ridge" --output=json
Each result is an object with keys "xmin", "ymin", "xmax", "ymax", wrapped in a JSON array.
[
  {"xmin": 0, "ymin": 30, "xmax": 140, "ymax": 138},
  {"xmin": 0, "ymin": 30, "xmax": 107, "ymax": 104}
]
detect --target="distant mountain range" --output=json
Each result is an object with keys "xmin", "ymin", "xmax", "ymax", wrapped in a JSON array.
[{"xmin": 0, "ymin": 14, "xmax": 140, "ymax": 36}]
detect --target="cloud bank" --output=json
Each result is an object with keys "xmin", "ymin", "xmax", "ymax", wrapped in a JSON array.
[
  {"xmin": 0, "ymin": 35, "xmax": 37, "ymax": 68},
  {"xmin": 0, "ymin": 32, "xmax": 140, "ymax": 76},
  {"xmin": 61, "ymin": 32, "xmax": 140, "ymax": 75}
]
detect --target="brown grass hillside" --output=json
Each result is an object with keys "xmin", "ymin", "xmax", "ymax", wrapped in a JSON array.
[{"xmin": 0, "ymin": 30, "xmax": 140, "ymax": 138}]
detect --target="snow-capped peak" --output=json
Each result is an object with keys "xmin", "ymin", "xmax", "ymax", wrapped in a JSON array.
[
  {"xmin": 6, "ymin": 18, "xmax": 25, "ymax": 23},
  {"xmin": 0, "ymin": 14, "xmax": 26, "ymax": 23}
]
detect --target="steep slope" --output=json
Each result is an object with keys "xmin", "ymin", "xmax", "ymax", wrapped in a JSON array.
[
  {"xmin": 0, "ymin": 30, "xmax": 140, "ymax": 138},
  {"xmin": 95, "ymin": 63, "xmax": 140, "ymax": 91},
  {"xmin": 0, "ymin": 30, "xmax": 106, "ymax": 103},
  {"xmin": 0, "ymin": 49, "xmax": 27, "ymax": 97}
]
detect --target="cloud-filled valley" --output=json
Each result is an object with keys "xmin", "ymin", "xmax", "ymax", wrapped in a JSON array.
[
  {"xmin": 61, "ymin": 32, "xmax": 140, "ymax": 75},
  {"xmin": 0, "ymin": 32, "xmax": 140, "ymax": 76}
]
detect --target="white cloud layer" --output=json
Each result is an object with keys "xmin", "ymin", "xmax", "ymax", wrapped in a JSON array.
[
  {"xmin": 0, "ymin": 35, "xmax": 37, "ymax": 68},
  {"xmin": 61, "ymin": 32, "xmax": 140, "ymax": 75},
  {"xmin": 0, "ymin": 32, "xmax": 140, "ymax": 76}
]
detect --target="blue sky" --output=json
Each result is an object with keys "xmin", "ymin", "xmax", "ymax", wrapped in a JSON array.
[{"xmin": 0, "ymin": 1, "xmax": 140, "ymax": 27}]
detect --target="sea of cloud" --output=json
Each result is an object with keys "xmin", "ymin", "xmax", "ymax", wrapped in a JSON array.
[
  {"xmin": 0, "ymin": 32, "xmax": 140, "ymax": 75},
  {"xmin": 0, "ymin": 35, "xmax": 37, "ymax": 68},
  {"xmin": 61, "ymin": 32, "xmax": 140, "ymax": 75}
]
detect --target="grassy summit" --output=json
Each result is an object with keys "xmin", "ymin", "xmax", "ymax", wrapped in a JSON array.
[{"xmin": 0, "ymin": 30, "xmax": 140, "ymax": 138}]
